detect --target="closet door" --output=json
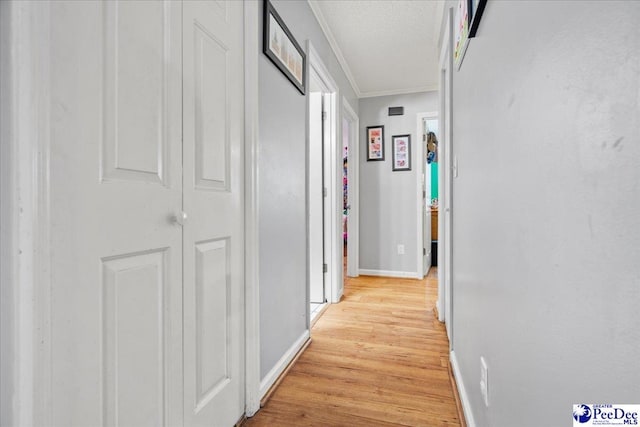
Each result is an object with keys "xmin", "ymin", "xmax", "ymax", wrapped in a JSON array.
[
  {"xmin": 182, "ymin": 1, "xmax": 245, "ymax": 426},
  {"xmin": 50, "ymin": 1, "xmax": 183, "ymax": 426}
]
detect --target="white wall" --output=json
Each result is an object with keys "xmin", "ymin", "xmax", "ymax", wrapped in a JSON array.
[
  {"xmin": 451, "ymin": 2, "xmax": 640, "ymax": 426},
  {"xmin": 358, "ymin": 92, "xmax": 438, "ymax": 276},
  {"xmin": 0, "ymin": 1, "xmax": 14, "ymax": 423},
  {"xmin": 258, "ymin": 0, "xmax": 358, "ymax": 380}
]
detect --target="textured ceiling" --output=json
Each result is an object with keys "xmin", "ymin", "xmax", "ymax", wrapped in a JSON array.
[{"xmin": 308, "ymin": 0, "xmax": 444, "ymax": 98}]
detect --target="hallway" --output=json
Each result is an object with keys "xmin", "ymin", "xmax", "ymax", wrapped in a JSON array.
[{"xmin": 247, "ymin": 269, "xmax": 462, "ymax": 426}]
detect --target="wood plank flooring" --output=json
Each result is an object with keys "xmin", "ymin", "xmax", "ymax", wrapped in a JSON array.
[{"xmin": 247, "ymin": 268, "xmax": 462, "ymax": 427}]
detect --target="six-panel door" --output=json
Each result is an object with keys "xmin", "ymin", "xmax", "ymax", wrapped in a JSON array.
[
  {"xmin": 49, "ymin": 1, "xmax": 244, "ymax": 425},
  {"xmin": 182, "ymin": 1, "xmax": 245, "ymax": 426}
]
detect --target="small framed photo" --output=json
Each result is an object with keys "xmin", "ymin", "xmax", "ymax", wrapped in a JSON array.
[
  {"xmin": 366, "ymin": 125, "xmax": 385, "ymax": 161},
  {"xmin": 469, "ymin": 0, "xmax": 488, "ymax": 38},
  {"xmin": 454, "ymin": 0, "xmax": 470, "ymax": 69},
  {"xmin": 263, "ymin": 0, "xmax": 306, "ymax": 95},
  {"xmin": 392, "ymin": 134, "xmax": 411, "ymax": 171}
]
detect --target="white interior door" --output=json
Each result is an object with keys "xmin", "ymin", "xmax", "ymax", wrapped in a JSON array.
[
  {"xmin": 49, "ymin": 1, "xmax": 183, "ymax": 425},
  {"xmin": 307, "ymin": 44, "xmax": 341, "ymax": 304},
  {"xmin": 309, "ymin": 88, "xmax": 325, "ymax": 304},
  {"xmin": 182, "ymin": 1, "xmax": 245, "ymax": 426},
  {"xmin": 321, "ymin": 92, "xmax": 333, "ymax": 298}
]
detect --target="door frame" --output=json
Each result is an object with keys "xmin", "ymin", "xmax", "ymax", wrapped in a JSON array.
[
  {"xmin": 438, "ymin": 7, "xmax": 454, "ymax": 346},
  {"xmin": 0, "ymin": 1, "xmax": 262, "ymax": 423},
  {"xmin": 306, "ymin": 41, "xmax": 342, "ymax": 305},
  {"xmin": 342, "ymin": 98, "xmax": 359, "ymax": 278},
  {"xmin": 244, "ymin": 0, "xmax": 261, "ymax": 417},
  {"xmin": 1, "ymin": 2, "xmax": 53, "ymax": 424},
  {"xmin": 416, "ymin": 111, "xmax": 438, "ymax": 280}
]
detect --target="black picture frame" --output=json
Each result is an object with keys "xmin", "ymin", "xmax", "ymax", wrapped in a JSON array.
[
  {"xmin": 366, "ymin": 125, "xmax": 385, "ymax": 161},
  {"xmin": 263, "ymin": 0, "xmax": 306, "ymax": 95},
  {"xmin": 469, "ymin": 0, "xmax": 487, "ymax": 38},
  {"xmin": 392, "ymin": 134, "xmax": 411, "ymax": 171}
]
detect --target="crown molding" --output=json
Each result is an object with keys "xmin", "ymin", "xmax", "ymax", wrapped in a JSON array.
[
  {"xmin": 307, "ymin": 0, "xmax": 361, "ymax": 98},
  {"xmin": 358, "ymin": 85, "xmax": 439, "ymax": 99}
]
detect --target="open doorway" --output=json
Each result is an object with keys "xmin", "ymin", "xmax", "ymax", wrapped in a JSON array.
[
  {"xmin": 307, "ymin": 42, "xmax": 340, "ymax": 326},
  {"xmin": 342, "ymin": 119, "xmax": 349, "ymax": 276},
  {"xmin": 418, "ymin": 114, "xmax": 439, "ymax": 278},
  {"xmin": 417, "ymin": 112, "xmax": 439, "ymax": 277},
  {"xmin": 308, "ymin": 74, "xmax": 328, "ymax": 322},
  {"xmin": 342, "ymin": 99, "xmax": 359, "ymax": 279}
]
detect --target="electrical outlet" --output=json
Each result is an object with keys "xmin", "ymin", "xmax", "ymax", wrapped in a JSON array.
[
  {"xmin": 480, "ymin": 356, "xmax": 489, "ymax": 407},
  {"xmin": 397, "ymin": 244, "xmax": 405, "ymax": 255}
]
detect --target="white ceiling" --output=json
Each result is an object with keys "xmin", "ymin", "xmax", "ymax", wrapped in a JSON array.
[{"xmin": 308, "ymin": 0, "xmax": 445, "ymax": 98}]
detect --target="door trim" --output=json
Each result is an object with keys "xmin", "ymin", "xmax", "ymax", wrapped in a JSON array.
[
  {"xmin": 244, "ymin": 0, "xmax": 261, "ymax": 417},
  {"xmin": 306, "ymin": 41, "xmax": 342, "ymax": 304},
  {"xmin": 0, "ymin": 2, "xmax": 53, "ymax": 425},
  {"xmin": 438, "ymin": 7, "xmax": 454, "ymax": 345},
  {"xmin": 342, "ymin": 97, "xmax": 359, "ymax": 278}
]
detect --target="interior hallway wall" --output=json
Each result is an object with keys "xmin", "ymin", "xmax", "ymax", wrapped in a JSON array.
[
  {"xmin": 450, "ymin": 2, "xmax": 640, "ymax": 426},
  {"xmin": 0, "ymin": 1, "xmax": 14, "ymax": 423},
  {"xmin": 258, "ymin": 0, "xmax": 358, "ymax": 380},
  {"xmin": 358, "ymin": 91, "xmax": 438, "ymax": 276}
]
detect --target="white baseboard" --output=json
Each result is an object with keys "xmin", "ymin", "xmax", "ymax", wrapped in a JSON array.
[
  {"xmin": 358, "ymin": 269, "xmax": 421, "ymax": 279},
  {"xmin": 450, "ymin": 350, "xmax": 477, "ymax": 427},
  {"xmin": 259, "ymin": 330, "xmax": 310, "ymax": 399},
  {"xmin": 332, "ymin": 286, "xmax": 343, "ymax": 303}
]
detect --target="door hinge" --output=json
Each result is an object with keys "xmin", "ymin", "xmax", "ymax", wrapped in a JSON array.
[
  {"xmin": 323, "ymin": 263, "xmax": 328, "ymax": 273},
  {"xmin": 423, "ymin": 190, "xmax": 426, "ymax": 199},
  {"xmin": 323, "ymin": 187, "xmax": 327, "ymax": 197},
  {"xmin": 423, "ymin": 248, "xmax": 427, "ymax": 255},
  {"xmin": 322, "ymin": 111, "xmax": 327, "ymax": 120}
]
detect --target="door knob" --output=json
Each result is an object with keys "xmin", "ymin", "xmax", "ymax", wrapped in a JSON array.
[{"xmin": 171, "ymin": 211, "xmax": 188, "ymax": 226}]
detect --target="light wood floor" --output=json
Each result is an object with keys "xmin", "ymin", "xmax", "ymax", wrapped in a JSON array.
[{"xmin": 246, "ymin": 267, "xmax": 462, "ymax": 427}]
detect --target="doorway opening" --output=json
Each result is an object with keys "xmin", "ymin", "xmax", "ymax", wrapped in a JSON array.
[
  {"xmin": 342, "ymin": 98, "xmax": 359, "ymax": 280},
  {"xmin": 307, "ymin": 41, "xmax": 340, "ymax": 326},
  {"xmin": 422, "ymin": 116, "xmax": 439, "ymax": 275},
  {"xmin": 342, "ymin": 118, "xmax": 348, "ymax": 277},
  {"xmin": 418, "ymin": 114, "xmax": 439, "ymax": 279},
  {"xmin": 308, "ymin": 77, "xmax": 328, "ymax": 323}
]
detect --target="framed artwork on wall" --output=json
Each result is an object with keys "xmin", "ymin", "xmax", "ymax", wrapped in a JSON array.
[
  {"xmin": 263, "ymin": 0, "xmax": 306, "ymax": 94},
  {"xmin": 366, "ymin": 125, "xmax": 385, "ymax": 161},
  {"xmin": 469, "ymin": 0, "xmax": 488, "ymax": 38},
  {"xmin": 392, "ymin": 134, "xmax": 411, "ymax": 171},
  {"xmin": 453, "ymin": 0, "xmax": 470, "ymax": 70}
]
